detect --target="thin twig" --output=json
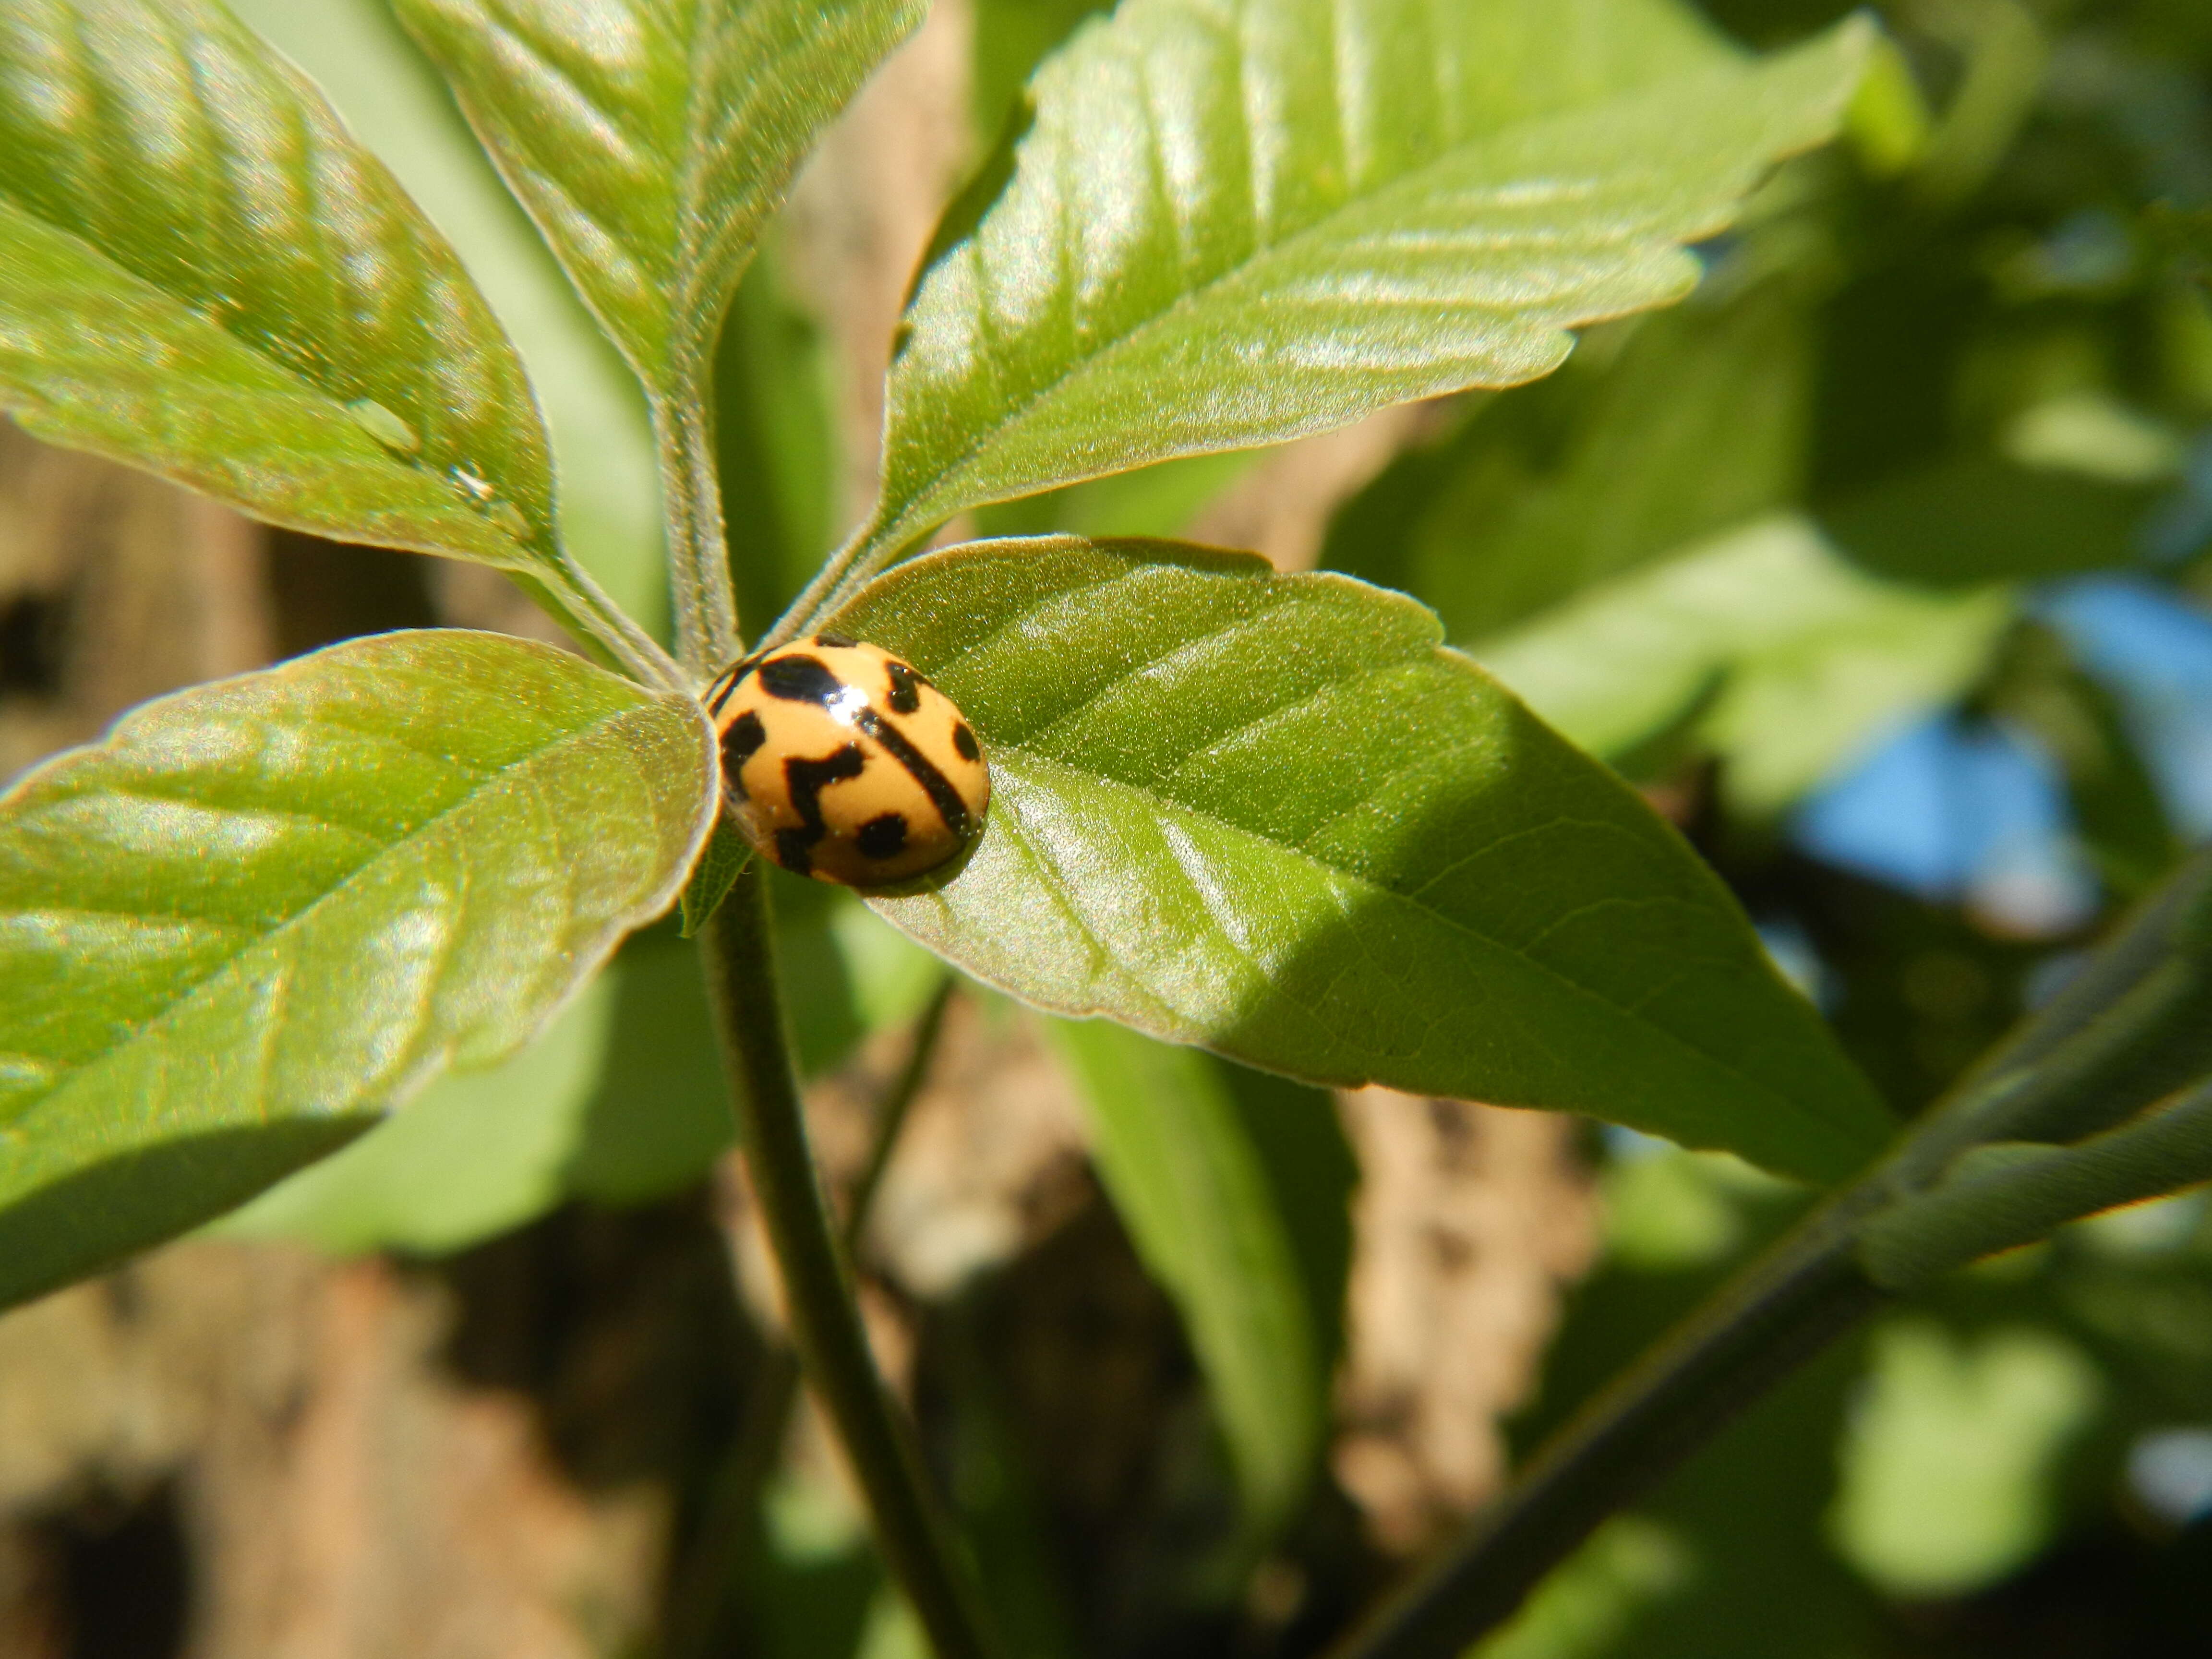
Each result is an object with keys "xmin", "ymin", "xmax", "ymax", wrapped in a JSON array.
[
  {"xmin": 667, "ymin": 973, "xmax": 961, "ymax": 1658},
  {"xmin": 1335, "ymin": 850, "xmax": 2212, "ymax": 1659},
  {"xmin": 1329, "ymin": 1186, "xmax": 1889, "ymax": 1659},
  {"xmin": 698, "ymin": 874, "xmax": 994, "ymax": 1659},
  {"xmin": 765, "ymin": 517, "xmax": 877, "ymax": 651}
]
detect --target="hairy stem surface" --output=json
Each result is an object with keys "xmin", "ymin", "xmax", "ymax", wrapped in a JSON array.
[
  {"xmin": 699, "ymin": 873, "xmax": 994, "ymax": 1659},
  {"xmin": 656, "ymin": 388, "xmax": 742, "ymax": 677}
]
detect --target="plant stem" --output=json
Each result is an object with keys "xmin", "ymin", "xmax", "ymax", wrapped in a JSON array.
[
  {"xmin": 668, "ymin": 972, "xmax": 960, "ymax": 1659},
  {"xmin": 512, "ymin": 560, "xmax": 685, "ymax": 691},
  {"xmin": 767, "ymin": 518, "xmax": 874, "ymax": 651},
  {"xmin": 1332, "ymin": 1184, "xmax": 1891, "ymax": 1659},
  {"xmin": 655, "ymin": 389, "xmax": 742, "ymax": 677},
  {"xmin": 769, "ymin": 499, "xmax": 934, "ymax": 651},
  {"xmin": 848, "ymin": 973, "xmax": 958, "ymax": 1229},
  {"xmin": 1338, "ymin": 845, "xmax": 2212, "ymax": 1659},
  {"xmin": 699, "ymin": 871, "xmax": 996, "ymax": 1659}
]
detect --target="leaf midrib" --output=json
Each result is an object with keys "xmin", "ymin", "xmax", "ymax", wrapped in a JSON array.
[
  {"xmin": 873, "ymin": 51, "xmax": 1753, "ymax": 553},
  {"xmin": 0, "ymin": 695, "xmax": 649, "ymax": 1130}
]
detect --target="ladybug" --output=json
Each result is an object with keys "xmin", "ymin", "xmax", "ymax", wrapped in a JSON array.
[{"xmin": 702, "ymin": 634, "xmax": 990, "ymax": 887}]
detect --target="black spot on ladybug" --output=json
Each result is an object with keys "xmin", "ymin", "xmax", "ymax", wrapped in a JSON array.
[
  {"xmin": 816, "ymin": 631, "xmax": 858, "ymax": 649},
  {"xmin": 857, "ymin": 812, "xmax": 910, "ymax": 860},
  {"xmin": 776, "ymin": 744, "xmax": 867, "ymax": 875},
  {"xmin": 952, "ymin": 721, "xmax": 980, "ymax": 762},
  {"xmin": 702, "ymin": 668, "xmax": 737, "ymax": 717},
  {"xmin": 721, "ymin": 709, "xmax": 767, "ymax": 799},
  {"xmin": 758, "ymin": 653, "xmax": 842, "ymax": 706},
  {"xmin": 854, "ymin": 710, "xmax": 971, "ymax": 841},
  {"xmin": 884, "ymin": 659, "xmax": 924, "ymax": 714},
  {"xmin": 774, "ymin": 827, "xmax": 816, "ymax": 876}
]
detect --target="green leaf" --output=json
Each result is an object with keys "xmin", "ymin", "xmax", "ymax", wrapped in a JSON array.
[
  {"xmin": 680, "ymin": 815, "xmax": 754, "ymax": 936},
  {"xmin": 1326, "ymin": 268, "xmax": 1815, "ymax": 642},
  {"xmin": 1817, "ymin": 455, "xmax": 2163, "ymax": 587},
  {"xmin": 1827, "ymin": 1319, "xmax": 2099, "ymax": 1598},
  {"xmin": 216, "ymin": 956, "xmax": 623, "ymax": 1254},
  {"xmin": 1473, "ymin": 517, "xmax": 2017, "ymax": 812},
  {"xmin": 0, "ymin": 0, "xmax": 564, "ymax": 575},
  {"xmin": 859, "ymin": 1, "xmax": 1872, "ymax": 568},
  {"xmin": 395, "ymin": 0, "xmax": 926, "ymax": 393},
  {"xmin": 221, "ymin": 920, "xmax": 739, "ymax": 1251},
  {"xmin": 1047, "ymin": 1018, "xmax": 1341, "ymax": 1533},
  {"xmin": 837, "ymin": 537, "xmax": 1892, "ymax": 1183},
  {"xmin": 0, "ymin": 631, "xmax": 716, "ymax": 1306},
  {"xmin": 228, "ymin": 0, "xmax": 668, "ymax": 631},
  {"xmin": 217, "ymin": 884, "xmax": 939, "ymax": 1255}
]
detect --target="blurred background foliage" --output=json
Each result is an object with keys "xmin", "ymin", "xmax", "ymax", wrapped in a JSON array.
[{"xmin": 2, "ymin": 0, "xmax": 2211, "ymax": 1655}]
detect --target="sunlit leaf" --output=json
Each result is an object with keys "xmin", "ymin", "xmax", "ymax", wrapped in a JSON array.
[
  {"xmin": 1326, "ymin": 270, "xmax": 1815, "ymax": 640},
  {"xmin": 216, "ymin": 879, "xmax": 941, "ymax": 1255},
  {"xmin": 1828, "ymin": 1319, "xmax": 2099, "ymax": 1597},
  {"xmin": 216, "ymin": 959, "xmax": 623, "ymax": 1254},
  {"xmin": 856, "ymin": 0, "xmax": 1872, "ymax": 574},
  {"xmin": 840, "ymin": 537, "xmax": 1891, "ymax": 1182},
  {"xmin": 1474, "ymin": 517, "xmax": 2017, "ymax": 812},
  {"xmin": 0, "ymin": 0, "xmax": 565, "ymax": 575},
  {"xmin": 229, "ymin": 0, "xmax": 668, "ymax": 628},
  {"xmin": 0, "ymin": 631, "xmax": 716, "ymax": 1306},
  {"xmin": 217, "ymin": 923, "xmax": 741, "ymax": 1252},
  {"xmin": 396, "ymin": 0, "xmax": 925, "ymax": 393}
]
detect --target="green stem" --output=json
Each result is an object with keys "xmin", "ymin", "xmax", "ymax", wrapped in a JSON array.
[
  {"xmin": 655, "ymin": 387, "xmax": 742, "ymax": 677},
  {"xmin": 768, "ymin": 496, "xmax": 936, "ymax": 651},
  {"xmin": 565, "ymin": 557, "xmax": 689, "ymax": 690},
  {"xmin": 767, "ymin": 518, "xmax": 874, "ymax": 651},
  {"xmin": 668, "ymin": 972, "xmax": 960, "ymax": 1659},
  {"xmin": 848, "ymin": 974, "xmax": 958, "ymax": 1230},
  {"xmin": 699, "ymin": 872, "xmax": 995, "ymax": 1659},
  {"xmin": 510, "ymin": 560, "xmax": 684, "ymax": 691},
  {"xmin": 1334, "ymin": 1183, "xmax": 1891, "ymax": 1659}
]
